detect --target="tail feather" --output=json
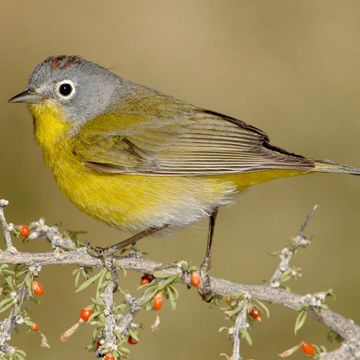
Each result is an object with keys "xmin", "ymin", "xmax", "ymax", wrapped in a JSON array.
[{"xmin": 313, "ymin": 160, "xmax": 360, "ymax": 176}]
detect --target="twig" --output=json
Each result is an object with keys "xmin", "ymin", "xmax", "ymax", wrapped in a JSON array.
[
  {"xmin": 0, "ymin": 284, "xmax": 28, "ymax": 353},
  {"xmin": 102, "ymin": 260, "xmax": 117, "ymax": 353},
  {"xmin": 270, "ymin": 205, "xmax": 317, "ymax": 287},
  {"xmin": 0, "ymin": 200, "xmax": 15, "ymax": 252},
  {"xmin": 229, "ymin": 295, "xmax": 250, "ymax": 360},
  {"xmin": 28, "ymin": 218, "xmax": 76, "ymax": 250}
]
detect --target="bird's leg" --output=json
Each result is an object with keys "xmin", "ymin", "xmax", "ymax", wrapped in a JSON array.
[
  {"xmin": 86, "ymin": 225, "xmax": 168, "ymax": 258},
  {"xmin": 198, "ymin": 207, "xmax": 218, "ymax": 302}
]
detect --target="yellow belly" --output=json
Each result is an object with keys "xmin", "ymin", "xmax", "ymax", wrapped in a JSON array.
[{"xmin": 29, "ymin": 102, "xmax": 307, "ymax": 231}]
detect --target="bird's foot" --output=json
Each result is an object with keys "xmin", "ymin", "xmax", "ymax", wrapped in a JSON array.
[
  {"xmin": 85, "ymin": 242, "xmax": 135, "ymax": 258},
  {"xmin": 85, "ymin": 242, "xmax": 106, "ymax": 259},
  {"xmin": 85, "ymin": 243, "xmax": 119, "ymax": 292},
  {"xmin": 198, "ymin": 260, "xmax": 214, "ymax": 302}
]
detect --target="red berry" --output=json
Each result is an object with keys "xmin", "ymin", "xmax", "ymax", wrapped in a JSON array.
[
  {"xmin": 152, "ymin": 292, "xmax": 163, "ymax": 311},
  {"xmin": 96, "ymin": 340, "xmax": 102, "ymax": 348},
  {"xmin": 19, "ymin": 225, "xmax": 30, "ymax": 237},
  {"xmin": 104, "ymin": 354, "xmax": 115, "ymax": 360},
  {"xmin": 301, "ymin": 342, "xmax": 316, "ymax": 356},
  {"xmin": 248, "ymin": 306, "xmax": 261, "ymax": 320},
  {"xmin": 140, "ymin": 274, "xmax": 154, "ymax": 285},
  {"xmin": 80, "ymin": 307, "xmax": 94, "ymax": 322},
  {"xmin": 190, "ymin": 271, "xmax": 201, "ymax": 287},
  {"xmin": 128, "ymin": 336, "xmax": 139, "ymax": 345},
  {"xmin": 32, "ymin": 323, "xmax": 39, "ymax": 332},
  {"xmin": 31, "ymin": 280, "xmax": 44, "ymax": 295}
]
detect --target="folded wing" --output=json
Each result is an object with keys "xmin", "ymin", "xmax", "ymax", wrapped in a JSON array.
[{"xmin": 72, "ymin": 108, "xmax": 314, "ymax": 175}]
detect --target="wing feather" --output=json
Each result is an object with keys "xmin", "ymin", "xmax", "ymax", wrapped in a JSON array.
[{"xmin": 73, "ymin": 107, "xmax": 314, "ymax": 175}]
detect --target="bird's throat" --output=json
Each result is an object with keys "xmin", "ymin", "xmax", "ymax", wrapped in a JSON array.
[{"xmin": 29, "ymin": 101, "xmax": 70, "ymax": 156}]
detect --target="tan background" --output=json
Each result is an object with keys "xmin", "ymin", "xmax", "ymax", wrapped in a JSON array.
[{"xmin": 1, "ymin": 0, "xmax": 360, "ymax": 359}]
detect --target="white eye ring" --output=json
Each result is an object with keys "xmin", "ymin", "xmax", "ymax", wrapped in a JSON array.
[{"xmin": 56, "ymin": 79, "xmax": 76, "ymax": 99}]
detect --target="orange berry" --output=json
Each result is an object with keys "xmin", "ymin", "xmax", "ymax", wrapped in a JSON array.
[
  {"xmin": 224, "ymin": 296, "xmax": 233, "ymax": 305},
  {"xmin": 152, "ymin": 292, "xmax": 163, "ymax": 311},
  {"xmin": 301, "ymin": 342, "xmax": 316, "ymax": 356},
  {"xmin": 31, "ymin": 280, "xmax": 44, "ymax": 295},
  {"xmin": 104, "ymin": 354, "xmax": 115, "ymax": 360},
  {"xmin": 190, "ymin": 271, "xmax": 201, "ymax": 287},
  {"xmin": 80, "ymin": 307, "xmax": 94, "ymax": 322},
  {"xmin": 32, "ymin": 323, "xmax": 39, "ymax": 332},
  {"xmin": 19, "ymin": 225, "xmax": 30, "ymax": 237},
  {"xmin": 248, "ymin": 306, "xmax": 261, "ymax": 320},
  {"xmin": 128, "ymin": 336, "xmax": 138, "ymax": 345},
  {"xmin": 140, "ymin": 274, "xmax": 154, "ymax": 285}
]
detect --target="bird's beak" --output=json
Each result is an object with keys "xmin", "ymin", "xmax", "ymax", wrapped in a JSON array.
[{"xmin": 8, "ymin": 89, "xmax": 44, "ymax": 104}]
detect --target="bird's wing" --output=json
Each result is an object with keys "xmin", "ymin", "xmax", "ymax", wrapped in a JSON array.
[{"xmin": 72, "ymin": 106, "xmax": 314, "ymax": 175}]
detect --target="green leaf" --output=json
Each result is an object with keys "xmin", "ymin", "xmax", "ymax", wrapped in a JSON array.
[
  {"xmin": 255, "ymin": 300, "xmax": 270, "ymax": 319},
  {"xmin": 119, "ymin": 346, "xmax": 130, "ymax": 354},
  {"xmin": 152, "ymin": 271, "xmax": 171, "ymax": 279},
  {"xmin": 96, "ymin": 268, "xmax": 109, "ymax": 298},
  {"xmin": 0, "ymin": 297, "xmax": 13, "ymax": 313},
  {"xmin": 167, "ymin": 287, "xmax": 177, "ymax": 310},
  {"xmin": 128, "ymin": 329, "xmax": 140, "ymax": 341},
  {"xmin": 75, "ymin": 268, "xmax": 107, "ymax": 293},
  {"xmin": 294, "ymin": 309, "xmax": 307, "ymax": 334},
  {"xmin": 5, "ymin": 276, "xmax": 15, "ymax": 290},
  {"xmin": 225, "ymin": 302, "xmax": 245, "ymax": 318},
  {"xmin": 240, "ymin": 329, "xmax": 253, "ymax": 346},
  {"xmin": 218, "ymin": 326, "xmax": 229, "ymax": 333},
  {"xmin": 87, "ymin": 310, "xmax": 102, "ymax": 323}
]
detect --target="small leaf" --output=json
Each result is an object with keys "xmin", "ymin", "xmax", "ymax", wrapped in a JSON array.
[
  {"xmin": 294, "ymin": 309, "xmax": 307, "ymax": 334},
  {"xmin": 240, "ymin": 329, "xmax": 253, "ymax": 346},
  {"xmin": 128, "ymin": 329, "xmax": 140, "ymax": 341},
  {"xmin": 254, "ymin": 299, "xmax": 270, "ymax": 319},
  {"xmin": 119, "ymin": 346, "xmax": 130, "ymax": 354},
  {"xmin": 96, "ymin": 268, "xmax": 109, "ymax": 298},
  {"xmin": 218, "ymin": 326, "xmax": 229, "ymax": 333},
  {"xmin": 75, "ymin": 268, "xmax": 107, "ymax": 293},
  {"xmin": 87, "ymin": 310, "xmax": 102, "ymax": 323},
  {"xmin": 152, "ymin": 271, "xmax": 171, "ymax": 279},
  {"xmin": 0, "ymin": 297, "xmax": 13, "ymax": 313},
  {"xmin": 166, "ymin": 287, "xmax": 177, "ymax": 311}
]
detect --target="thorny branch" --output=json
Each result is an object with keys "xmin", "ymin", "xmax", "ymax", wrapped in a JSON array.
[
  {"xmin": 270, "ymin": 204, "xmax": 317, "ymax": 287},
  {"xmin": 0, "ymin": 199, "xmax": 359, "ymax": 359},
  {"xmin": 101, "ymin": 260, "xmax": 117, "ymax": 353},
  {"xmin": 0, "ymin": 200, "xmax": 15, "ymax": 252},
  {"xmin": 228, "ymin": 295, "xmax": 250, "ymax": 360},
  {"xmin": 0, "ymin": 284, "xmax": 28, "ymax": 355}
]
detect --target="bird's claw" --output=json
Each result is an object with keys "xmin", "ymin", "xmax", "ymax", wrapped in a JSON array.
[
  {"xmin": 198, "ymin": 260, "xmax": 214, "ymax": 302},
  {"xmin": 85, "ymin": 242, "xmax": 106, "ymax": 258}
]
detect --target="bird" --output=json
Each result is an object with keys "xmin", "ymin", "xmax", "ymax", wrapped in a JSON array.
[{"xmin": 9, "ymin": 55, "xmax": 360, "ymax": 293}]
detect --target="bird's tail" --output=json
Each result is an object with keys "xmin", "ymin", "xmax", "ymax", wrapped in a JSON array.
[{"xmin": 313, "ymin": 160, "xmax": 360, "ymax": 176}]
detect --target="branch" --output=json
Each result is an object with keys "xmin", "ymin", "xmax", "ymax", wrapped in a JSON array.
[
  {"xmin": 0, "ymin": 200, "xmax": 15, "ymax": 252},
  {"xmin": 228, "ymin": 294, "xmax": 250, "ymax": 360},
  {"xmin": 0, "ymin": 200, "xmax": 359, "ymax": 359},
  {"xmin": 270, "ymin": 205, "xmax": 317, "ymax": 287},
  {"xmin": 0, "ymin": 284, "xmax": 28, "ymax": 354}
]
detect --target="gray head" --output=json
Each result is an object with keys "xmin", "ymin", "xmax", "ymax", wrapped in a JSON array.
[{"xmin": 9, "ymin": 55, "xmax": 126, "ymax": 124}]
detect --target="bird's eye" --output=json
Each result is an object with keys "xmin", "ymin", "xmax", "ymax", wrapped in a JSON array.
[{"xmin": 56, "ymin": 80, "xmax": 76, "ymax": 99}]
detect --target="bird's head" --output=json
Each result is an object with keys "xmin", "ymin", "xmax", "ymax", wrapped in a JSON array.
[{"xmin": 9, "ymin": 55, "xmax": 124, "ymax": 125}]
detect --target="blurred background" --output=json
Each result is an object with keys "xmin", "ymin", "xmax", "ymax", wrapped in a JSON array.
[{"xmin": 1, "ymin": 0, "xmax": 360, "ymax": 359}]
